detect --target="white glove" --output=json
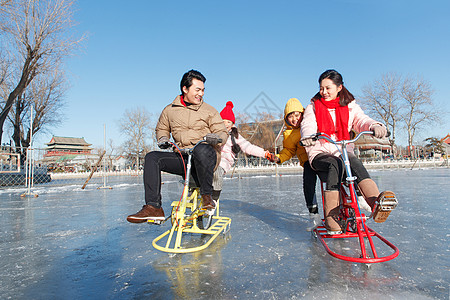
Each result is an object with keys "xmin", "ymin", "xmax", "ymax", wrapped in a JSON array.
[{"xmin": 372, "ymin": 125, "xmax": 387, "ymax": 138}]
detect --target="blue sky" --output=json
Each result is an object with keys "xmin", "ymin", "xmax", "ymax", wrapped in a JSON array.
[{"xmin": 29, "ymin": 0, "xmax": 450, "ymax": 149}]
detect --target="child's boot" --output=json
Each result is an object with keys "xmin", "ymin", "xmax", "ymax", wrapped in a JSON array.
[
  {"xmin": 212, "ymin": 190, "xmax": 221, "ymax": 201},
  {"xmin": 306, "ymin": 213, "xmax": 321, "ymax": 231},
  {"xmin": 324, "ymin": 191, "xmax": 341, "ymax": 234}
]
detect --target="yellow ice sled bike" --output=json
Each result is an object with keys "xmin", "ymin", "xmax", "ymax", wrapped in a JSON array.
[{"xmin": 151, "ymin": 138, "xmax": 231, "ymax": 253}]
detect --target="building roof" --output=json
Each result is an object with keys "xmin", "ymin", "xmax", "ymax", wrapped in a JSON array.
[
  {"xmin": 46, "ymin": 136, "xmax": 92, "ymax": 147},
  {"xmin": 46, "ymin": 145, "xmax": 92, "ymax": 150},
  {"xmin": 354, "ymin": 134, "xmax": 391, "ymax": 150}
]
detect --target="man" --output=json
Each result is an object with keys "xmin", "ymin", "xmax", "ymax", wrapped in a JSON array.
[{"xmin": 127, "ymin": 70, "xmax": 228, "ymax": 223}]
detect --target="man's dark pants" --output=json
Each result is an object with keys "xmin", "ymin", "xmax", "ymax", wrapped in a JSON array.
[{"xmin": 143, "ymin": 144, "xmax": 217, "ymax": 208}]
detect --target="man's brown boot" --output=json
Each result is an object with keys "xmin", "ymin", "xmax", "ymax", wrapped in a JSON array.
[
  {"xmin": 127, "ymin": 205, "xmax": 165, "ymax": 223},
  {"xmin": 202, "ymin": 194, "xmax": 215, "ymax": 210}
]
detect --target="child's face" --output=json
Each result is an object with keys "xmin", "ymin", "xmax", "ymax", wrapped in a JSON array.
[
  {"xmin": 223, "ymin": 119, "xmax": 234, "ymax": 131},
  {"xmin": 287, "ymin": 111, "xmax": 303, "ymax": 128}
]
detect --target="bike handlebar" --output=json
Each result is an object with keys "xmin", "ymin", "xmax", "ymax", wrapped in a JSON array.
[
  {"xmin": 300, "ymin": 130, "xmax": 390, "ymax": 147},
  {"xmin": 320, "ymin": 131, "xmax": 374, "ymax": 145},
  {"xmin": 176, "ymin": 137, "xmax": 223, "ymax": 155}
]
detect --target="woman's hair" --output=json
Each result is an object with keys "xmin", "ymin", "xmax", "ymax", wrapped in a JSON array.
[
  {"xmin": 230, "ymin": 127, "xmax": 241, "ymax": 155},
  {"xmin": 180, "ymin": 69, "xmax": 206, "ymax": 95},
  {"xmin": 312, "ymin": 69, "xmax": 355, "ymax": 106}
]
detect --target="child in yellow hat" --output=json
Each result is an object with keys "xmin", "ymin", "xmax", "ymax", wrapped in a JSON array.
[{"xmin": 270, "ymin": 98, "xmax": 320, "ymax": 231}]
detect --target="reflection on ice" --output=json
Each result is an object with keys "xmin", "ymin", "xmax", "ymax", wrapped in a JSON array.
[{"xmin": 0, "ymin": 168, "xmax": 448, "ymax": 299}]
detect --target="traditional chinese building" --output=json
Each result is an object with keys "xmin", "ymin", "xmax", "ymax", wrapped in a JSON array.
[
  {"xmin": 44, "ymin": 136, "xmax": 93, "ymax": 157},
  {"xmin": 353, "ymin": 134, "xmax": 392, "ymax": 158}
]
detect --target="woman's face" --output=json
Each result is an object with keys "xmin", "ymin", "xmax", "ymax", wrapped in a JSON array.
[
  {"xmin": 223, "ymin": 119, "xmax": 234, "ymax": 131},
  {"xmin": 320, "ymin": 78, "xmax": 342, "ymax": 101}
]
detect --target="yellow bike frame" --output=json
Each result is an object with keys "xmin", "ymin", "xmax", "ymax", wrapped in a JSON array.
[{"xmin": 152, "ymin": 141, "xmax": 231, "ymax": 253}]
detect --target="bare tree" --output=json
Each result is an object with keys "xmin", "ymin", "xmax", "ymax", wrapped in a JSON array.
[
  {"xmin": 424, "ymin": 137, "xmax": 445, "ymax": 157},
  {"xmin": 237, "ymin": 111, "xmax": 279, "ymax": 151},
  {"xmin": 400, "ymin": 76, "xmax": 438, "ymax": 157},
  {"xmin": 252, "ymin": 112, "xmax": 278, "ymax": 150},
  {"xmin": 0, "ymin": 0, "xmax": 84, "ymax": 144},
  {"xmin": 235, "ymin": 112, "xmax": 251, "ymax": 137},
  {"xmin": 6, "ymin": 67, "xmax": 66, "ymax": 151},
  {"xmin": 119, "ymin": 107, "xmax": 153, "ymax": 171},
  {"xmin": 106, "ymin": 138, "xmax": 115, "ymax": 170},
  {"xmin": 360, "ymin": 73, "xmax": 402, "ymax": 156},
  {"xmin": 360, "ymin": 73, "xmax": 439, "ymax": 158},
  {"xmin": 0, "ymin": 52, "xmax": 9, "ymax": 87}
]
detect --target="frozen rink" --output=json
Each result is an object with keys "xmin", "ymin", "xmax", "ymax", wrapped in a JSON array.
[{"xmin": 0, "ymin": 168, "xmax": 448, "ymax": 299}]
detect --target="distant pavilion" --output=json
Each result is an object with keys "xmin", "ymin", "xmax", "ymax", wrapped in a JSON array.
[{"xmin": 44, "ymin": 136, "xmax": 93, "ymax": 157}]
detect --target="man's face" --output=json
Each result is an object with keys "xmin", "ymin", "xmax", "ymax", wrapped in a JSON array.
[{"xmin": 182, "ymin": 79, "xmax": 205, "ymax": 105}]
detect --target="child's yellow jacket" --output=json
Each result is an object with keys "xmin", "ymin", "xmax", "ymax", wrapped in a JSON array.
[{"xmin": 276, "ymin": 98, "xmax": 308, "ymax": 167}]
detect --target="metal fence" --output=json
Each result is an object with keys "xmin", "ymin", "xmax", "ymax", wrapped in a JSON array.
[
  {"xmin": 0, "ymin": 147, "xmax": 142, "ymax": 190},
  {"xmin": 0, "ymin": 147, "xmax": 448, "ymax": 192}
]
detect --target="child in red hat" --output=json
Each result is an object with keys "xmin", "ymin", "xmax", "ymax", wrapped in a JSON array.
[{"xmin": 212, "ymin": 101, "xmax": 276, "ymax": 201}]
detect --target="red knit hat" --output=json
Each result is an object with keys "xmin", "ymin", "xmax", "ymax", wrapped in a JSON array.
[{"xmin": 220, "ymin": 101, "xmax": 235, "ymax": 123}]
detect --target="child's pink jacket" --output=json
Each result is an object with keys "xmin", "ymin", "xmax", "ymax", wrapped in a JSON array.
[
  {"xmin": 219, "ymin": 131, "xmax": 266, "ymax": 173},
  {"xmin": 301, "ymin": 100, "xmax": 384, "ymax": 165}
]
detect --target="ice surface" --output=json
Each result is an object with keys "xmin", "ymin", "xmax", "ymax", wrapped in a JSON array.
[{"xmin": 0, "ymin": 169, "xmax": 448, "ymax": 299}]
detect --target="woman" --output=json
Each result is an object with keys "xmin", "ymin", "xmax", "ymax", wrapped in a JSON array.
[{"xmin": 301, "ymin": 69, "xmax": 397, "ymax": 234}]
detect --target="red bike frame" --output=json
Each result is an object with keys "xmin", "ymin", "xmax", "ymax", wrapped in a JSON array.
[{"xmin": 313, "ymin": 131, "xmax": 399, "ymax": 263}]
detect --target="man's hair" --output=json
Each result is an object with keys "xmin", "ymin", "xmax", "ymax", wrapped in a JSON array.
[{"xmin": 180, "ymin": 70, "xmax": 206, "ymax": 95}]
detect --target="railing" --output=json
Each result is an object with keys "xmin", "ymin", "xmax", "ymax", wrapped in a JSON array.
[
  {"xmin": 0, "ymin": 147, "xmax": 447, "ymax": 191},
  {"xmin": 231, "ymin": 155, "xmax": 449, "ymax": 172},
  {"xmin": 0, "ymin": 147, "xmax": 137, "ymax": 190}
]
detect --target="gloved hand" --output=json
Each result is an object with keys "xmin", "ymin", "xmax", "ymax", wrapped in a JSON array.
[
  {"xmin": 205, "ymin": 133, "xmax": 222, "ymax": 145},
  {"xmin": 157, "ymin": 136, "xmax": 171, "ymax": 149},
  {"xmin": 300, "ymin": 137, "xmax": 316, "ymax": 147},
  {"xmin": 265, "ymin": 151, "xmax": 280, "ymax": 163},
  {"xmin": 372, "ymin": 125, "xmax": 387, "ymax": 138}
]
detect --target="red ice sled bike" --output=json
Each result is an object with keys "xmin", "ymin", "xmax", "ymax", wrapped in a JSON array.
[{"xmin": 307, "ymin": 131, "xmax": 399, "ymax": 264}]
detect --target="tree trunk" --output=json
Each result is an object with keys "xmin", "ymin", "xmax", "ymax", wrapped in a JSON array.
[{"xmin": 0, "ymin": 56, "xmax": 34, "ymax": 145}]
